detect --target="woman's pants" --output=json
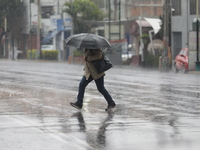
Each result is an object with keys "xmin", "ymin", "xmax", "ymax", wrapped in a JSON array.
[{"xmin": 77, "ymin": 75, "xmax": 114, "ymax": 106}]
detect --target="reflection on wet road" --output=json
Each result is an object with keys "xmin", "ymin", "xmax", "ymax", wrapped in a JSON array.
[{"xmin": 0, "ymin": 60, "xmax": 200, "ymax": 150}]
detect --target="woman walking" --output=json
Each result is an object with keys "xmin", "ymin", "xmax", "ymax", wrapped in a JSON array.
[{"xmin": 70, "ymin": 49, "xmax": 116, "ymax": 111}]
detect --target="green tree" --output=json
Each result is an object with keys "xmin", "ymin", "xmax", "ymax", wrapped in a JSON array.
[
  {"xmin": 63, "ymin": 0, "xmax": 104, "ymax": 34},
  {"xmin": 0, "ymin": 0, "xmax": 23, "ymax": 56},
  {"xmin": 0, "ymin": 0, "xmax": 23, "ymax": 35}
]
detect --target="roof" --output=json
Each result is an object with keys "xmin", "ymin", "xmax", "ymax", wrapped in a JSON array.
[
  {"xmin": 136, "ymin": 20, "xmax": 151, "ymax": 27},
  {"xmin": 135, "ymin": 18, "xmax": 161, "ymax": 34},
  {"xmin": 144, "ymin": 18, "xmax": 161, "ymax": 34}
]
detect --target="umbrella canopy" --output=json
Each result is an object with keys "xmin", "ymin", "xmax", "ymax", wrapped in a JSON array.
[{"xmin": 65, "ymin": 33, "xmax": 111, "ymax": 49}]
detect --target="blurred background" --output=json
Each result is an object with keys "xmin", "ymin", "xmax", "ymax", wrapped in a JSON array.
[{"xmin": 0, "ymin": 0, "xmax": 199, "ymax": 71}]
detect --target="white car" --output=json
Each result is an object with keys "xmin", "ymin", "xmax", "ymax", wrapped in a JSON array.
[
  {"xmin": 122, "ymin": 51, "xmax": 133, "ymax": 62},
  {"xmin": 41, "ymin": 45, "xmax": 54, "ymax": 50}
]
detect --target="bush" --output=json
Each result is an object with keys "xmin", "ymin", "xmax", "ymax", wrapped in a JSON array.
[
  {"xmin": 73, "ymin": 50, "xmax": 83, "ymax": 56},
  {"xmin": 27, "ymin": 50, "xmax": 58, "ymax": 60},
  {"xmin": 27, "ymin": 49, "xmax": 37, "ymax": 59},
  {"xmin": 144, "ymin": 53, "xmax": 159, "ymax": 68},
  {"xmin": 42, "ymin": 50, "xmax": 58, "ymax": 60}
]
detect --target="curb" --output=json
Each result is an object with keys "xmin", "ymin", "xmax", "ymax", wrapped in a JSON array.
[{"xmin": 188, "ymin": 71, "xmax": 200, "ymax": 74}]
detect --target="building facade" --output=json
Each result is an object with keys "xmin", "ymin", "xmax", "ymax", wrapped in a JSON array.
[
  {"xmin": 171, "ymin": 0, "xmax": 200, "ymax": 70},
  {"xmin": 19, "ymin": 0, "xmax": 165, "ymax": 63},
  {"xmin": 20, "ymin": 0, "xmax": 72, "ymax": 61},
  {"xmin": 171, "ymin": 0, "xmax": 198, "ymax": 58},
  {"xmin": 130, "ymin": 0, "xmax": 164, "ymax": 18}
]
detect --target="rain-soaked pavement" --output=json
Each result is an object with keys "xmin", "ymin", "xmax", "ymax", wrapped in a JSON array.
[{"xmin": 0, "ymin": 60, "xmax": 200, "ymax": 150}]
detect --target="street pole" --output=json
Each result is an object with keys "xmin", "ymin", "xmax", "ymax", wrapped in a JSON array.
[
  {"xmin": 196, "ymin": 0, "xmax": 199, "ymax": 62},
  {"xmin": 118, "ymin": 0, "xmax": 121, "ymax": 40},
  {"xmin": 4, "ymin": 17, "xmax": 7, "ymax": 58},
  {"xmin": 139, "ymin": 3, "xmax": 144, "ymax": 62},
  {"xmin": 108, "ymin": 0, "xmax": 111, "ymax": 41},
  {"xmin": 161, "ymin": 0, "xmax": 170, "ymax": 71},
  {"xmin": 139, "ymin": 15, "xmax": 144, "ymax": 62},
  {"xmin": 29, "ymin": 0, "xmax": 32, "ymax": 59},
  {"xmin": 70, "ymin": 0, "xmax": 73, "ymax": 35},
  {"xmin": 163, "ymin": 0, "xmax": 169, "ymax": 50},
  {"xmin": 37, "ymin": 0, "xmax": 41, "ymax": 59}
]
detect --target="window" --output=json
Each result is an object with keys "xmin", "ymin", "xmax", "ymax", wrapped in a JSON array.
[
  {"xmin": 41, "ymin": 6, "xmax": 54, "ymax": 19},
  {"xmin": 172, "ymin": 0, "xmax": 181, "ymax": 16},
  {"xmin": 190, "ymin": 0, "xmax": 200, "ymax": 15},
  {"xmin": 173, "ymin": 32, "xmax": 182, "ymax": 59}
]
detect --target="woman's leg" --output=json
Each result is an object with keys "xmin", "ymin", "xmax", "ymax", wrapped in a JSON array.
[
  {"xmin": 77, "ymin": 76, "xmax": 93, "ymax": 105},
  {"xmin": 95, "ymin": 76, "xmax": 115, "ymax": 105}
]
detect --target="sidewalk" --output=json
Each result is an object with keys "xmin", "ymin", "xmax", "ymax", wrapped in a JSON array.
[
  {"xmin": 188, "ymin": 70, "xmax": 200, "ymax": 74},
  {"xmin": 1, "ymin": 58, "xmax": 200, "ymax": 74}
]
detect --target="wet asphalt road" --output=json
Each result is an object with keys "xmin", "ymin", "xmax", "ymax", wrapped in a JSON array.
[{"xmin": 0, "ymin": 60, "xmax": 200, "ymax": 150}]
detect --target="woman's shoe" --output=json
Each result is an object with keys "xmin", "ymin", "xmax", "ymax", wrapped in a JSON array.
[
  {"xmin": 105, "ymin": 103, "xmax": 116, "ymax": 111},
  {"xmin": 70, "ymin": 102, "xmax": 82, "ymax": 110}
]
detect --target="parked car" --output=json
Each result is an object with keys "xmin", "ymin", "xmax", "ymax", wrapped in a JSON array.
[
  {"xmin": 122, "ymin": 50, "xmax": 133, "ymax": 62},
  {"xmin": 174, "ymin": 48, "xmax": 189, "ymax": 73},
  {"xmin": 41, "ymin": 45, "xmax": 54, "ymax": 51}
]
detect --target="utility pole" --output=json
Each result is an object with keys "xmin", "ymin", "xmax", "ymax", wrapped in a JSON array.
[
  {"xmin": 4, "ymin": 17, "xmax": 7, "ymax": 58},
  {"xmin": 29, "ymin": 0, "xmax": 32, "ymax": 59},
  {"xmin": 161, "ymin": 0, "xmax": 171, "ymax": 71},
  {"xmin": 139, "ymin": 2, "xmax": 144, "ymax": 62},
  {"xmin": 37, "ymin": 0, "xmax": 42, "ymax": 59},
  {"xmin": 163, "ymin": 0, "xmax": 169, "ymax": 48},
  {"xmin": 196, "ymin": 0, "xmax": 199, "ymax": 62},
  {"xmin": 118, "ymin": 0, "xmax": 121, "ymax": 40},
  {"xmin": 57, "ymin": 1, "xmax": 60, "ymax": 15},
  {"xmin": 139, "ymin": 16, "xmax": 144, "ymax": 61},
  {"xmin": 108, "ymin": 0, "xmax": 111, "ymax": 41}
]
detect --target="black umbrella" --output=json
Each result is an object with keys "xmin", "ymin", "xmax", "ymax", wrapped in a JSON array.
[{"xmin": 65, "ymin": 33, "xmax": 111, "ymax": 49}]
